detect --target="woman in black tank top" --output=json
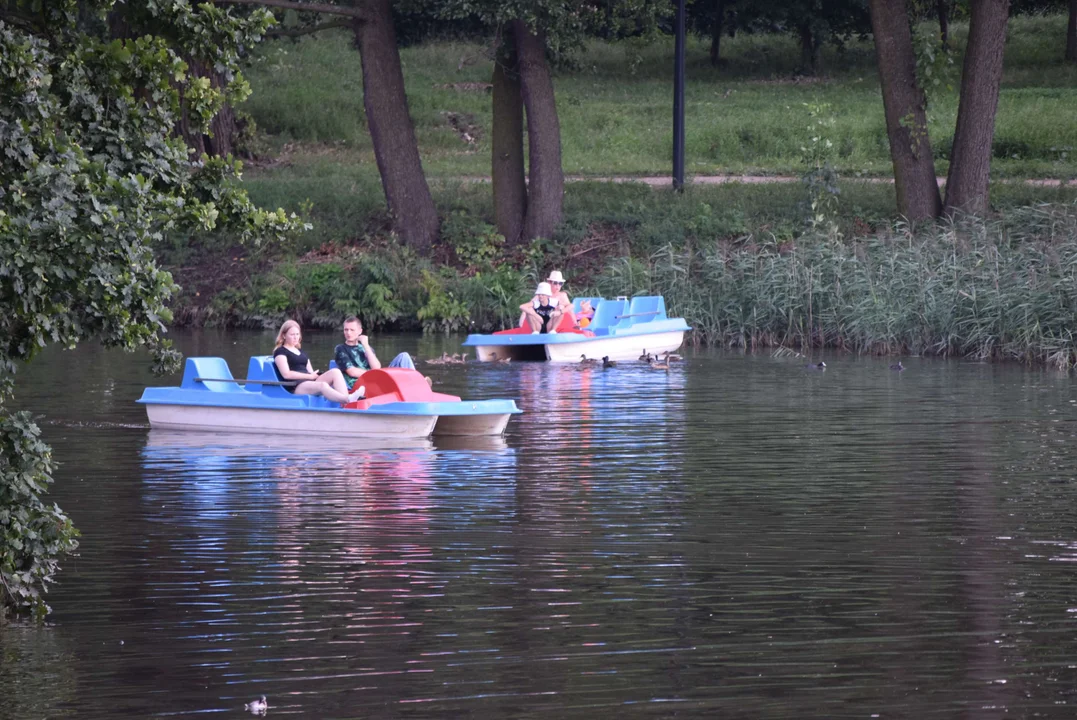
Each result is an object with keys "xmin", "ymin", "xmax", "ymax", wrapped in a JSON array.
[{"xmin": 273, "ymin": 320, "xmax": 366, "ymax": 404}]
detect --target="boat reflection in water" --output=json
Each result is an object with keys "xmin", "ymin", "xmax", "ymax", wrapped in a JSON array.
[{"xmin": 138, "ymin": 428, "xmax": 517, "ymax": 529}]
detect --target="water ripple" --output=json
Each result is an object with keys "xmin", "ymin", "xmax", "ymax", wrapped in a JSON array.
[{"xmin": 5, "ymin": 339, "xmax": 1077, "ymax": 718}]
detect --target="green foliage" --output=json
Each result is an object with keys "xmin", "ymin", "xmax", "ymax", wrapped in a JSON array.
[
  {"xmin": 436, "ymin": 0, "xmax": 672, "ymax": 60},
  {"xmin": 613, "ymin": 202, "xmax": 1077, "ymax": 367},
  {"xmin": 0, "ymin": 2, "xmax": 306, "ymax": 619},
  {"xmin": 799, "ymin": 102, "xmax": 841, "ymax": 236},
  {"xmin": 454, "ymin": 264, "xmax": 529, "ymax": 330},
  {"xmin": 440, "ymin": 211, "xmax": 504, "ymax": 268},
  {"xmin": 913, "ymin": 24, "xmax": 957, "ymax": 104},
  {"xmin": 0, "ymin": 414, "xmax": 79, "ymax": 623},
  {"xmin": 685, "ymin": 203, "xmax": 750, "ymax": 242},
  {"xmin": 417, "ymin": 270, "xmax": 470, "ymax": 333},
  {"xmin": 733, "ymin": 0, "xmax": 873, "ymax": 73}
]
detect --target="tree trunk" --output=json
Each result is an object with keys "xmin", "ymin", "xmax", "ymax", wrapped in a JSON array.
[
  {"xmin": 491, "ymin": 47, "xmax": 527, "ymax": 246},
  {"xmin": 868, "ymin": 0, "xmax": 942, "ymax": 220},
  {"xmin": 710, "ymin": 0, "xmax": 726, "ymax": 67},
  {"xmin": 178, "ymin": 57, "xmax": 237, "ymax": 158},
  {"xmin": 352, "ymin": 1, "xmax": 439, "ymax": 255},
  {"xmin": 511, "ymin": 20, "xmax": 564, "ymax": 242},
  {"xmin": 936, "ymin": 0, "xmax": 950, "ymax": 47},
  {"xmin": 108, "ymin": 11, "xmax": 238, "ymax": 159},
  {"xmin": 943, "ymin": 0, "xmax": 1010, "ymax": 216},
  {"xmin": 798, "ymin": 22, "xmax": 819, "ymax": 74},
  {"xmin": 1066, "ymin": 0, "xmax": 1077, "ymax": 63}
]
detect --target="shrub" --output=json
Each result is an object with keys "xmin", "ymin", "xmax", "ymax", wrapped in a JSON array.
[
  {"xmin": 1, "ymin": 414, "xmax": 80, "ymax": 623},
  {"xmin": 417, "ymin": 270, "xmax": 470, "ymax": 333},
  {"xmin": 440, "ymin": 211, "xmax": 505, "ymax": 269}
]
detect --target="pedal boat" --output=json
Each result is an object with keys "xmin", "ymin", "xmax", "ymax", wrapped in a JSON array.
[
  {"xmin": 463, "ymin": 295, "xmax": 690, "ymax": 362},
  {"xmin": 137, "ymin": 356, "xmax": 521, "ymax": 438}
]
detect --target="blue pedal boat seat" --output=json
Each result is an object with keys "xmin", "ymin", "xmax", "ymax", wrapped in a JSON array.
[
  {"xmin": 179, "ymin": 357, "xmax": 248, "ymax": 392},
  {"xmin": 246, "ymin": 355, "xmax": 334, "ymax": 407},
  {"xmin": 589, "ymin": 298, "xmax": 629, "ymax": 336}
]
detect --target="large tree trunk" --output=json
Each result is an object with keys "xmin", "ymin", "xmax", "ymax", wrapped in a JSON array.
[
  {"xmin": 491, "ymin": 47, "xmax": 527, "ymax": 247},
  {"xmin": 943, "ymin": 0, "xmax": 1010, "ymax": 216},
  {"xmin": 511, "ymin": 20, "xmax": 564, "ymax": 242},
  {"xmin": 869, "ymin": 0, "xmax": 942, "ymax": 220},
  {"xmin": 710, "ymin": 0, "xmax": 726, "ymax": 67},
  {"xmin": 936, "ymin": 0, "xmax": 950, "ymax": 47},
  {"xmin": 352, "ymin": 1, "xmax": 439, "ymax": 255},
  {"xmin": 1066, "ymin": 0, "xmax": 1077, "ymax": 63},
  {"xmin": 798, "ymin": 22, "xmax": 819, "ymax": 74}
]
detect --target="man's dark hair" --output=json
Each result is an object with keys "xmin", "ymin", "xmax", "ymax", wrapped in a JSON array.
[{"xmin": 343, "ymin": 316, "xmax": 362, "ymax": 326}]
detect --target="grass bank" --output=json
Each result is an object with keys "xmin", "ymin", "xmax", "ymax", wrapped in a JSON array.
[{"xmin": 241, "ymin": 13, "xmax": 1077, "ymax": 186}]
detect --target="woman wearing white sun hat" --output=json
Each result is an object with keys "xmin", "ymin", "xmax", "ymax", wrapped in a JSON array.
[{"xmin": 520, "ymin": 281, "xmax": 564, "ymax": 334}]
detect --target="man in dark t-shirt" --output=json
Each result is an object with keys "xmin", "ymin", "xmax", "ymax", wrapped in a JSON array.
[{"xmin": 334, "ymin": 316, "xmax": 417, "ymax": 391}]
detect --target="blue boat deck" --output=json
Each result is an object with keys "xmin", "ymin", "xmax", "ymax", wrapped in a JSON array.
[{"xmin": 139, "ymin": 357, "xmax": 520, "ymax": 417}]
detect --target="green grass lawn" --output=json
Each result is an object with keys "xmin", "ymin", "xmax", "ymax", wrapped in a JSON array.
[
  {"xmin": 236, "ymin": 14, "xmax": 1077, "ymax": 248},
  {"xmin": 242, "ymin": 13, "xmax": 1077, "ymax": 184}
]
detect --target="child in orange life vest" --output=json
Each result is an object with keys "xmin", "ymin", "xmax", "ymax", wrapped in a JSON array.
[{"xmin": 576, "ymin": 299, "xmax": 595, "ymax": 328}]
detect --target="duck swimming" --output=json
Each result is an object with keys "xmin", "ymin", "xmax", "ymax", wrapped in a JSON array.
[
  {"xmin": 424, "ymin": 352, "xmax": 452, "ymax": 366},
  {"xmin": 650, "ymin": 359, "xmax": 670, "ymax": 371},
  {"xmin": 244, "ymin": 696, "xmax": 268, "ymax": 716},
  {"xmin": 662, "ymin": 351, "xmax": 683, "ymax": 362},
  {"xmin": 804, "ymin": 361, "xmax": 826, "ymax": 370},
  {"xmin": 639, "ymin": 350, "xmax": 653, "ymax": 362},
  {"xmin": 602, "ymin": 356, "xmax": 617, "ymax": 369},
  {"xmin": 579, "ymin": 355, "xmax": 600, "ymax": 367},
  {"xmin": 889, "ymin": 361, "xmax": 904, "ymax": 371}
]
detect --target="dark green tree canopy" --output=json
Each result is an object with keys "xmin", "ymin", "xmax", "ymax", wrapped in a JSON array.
[
  {"xmin": 0, "ymin": 0, "xmax": 306, "ymax": 620},
  {"xmin": 0, "ymin": 0, "xmax": 306, "ymax": 382}
]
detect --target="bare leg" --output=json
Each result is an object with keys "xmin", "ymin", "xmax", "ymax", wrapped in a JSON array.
[
  {"xmin": 295, "ymin": 381, "xmax": 350, "ymax": 404},
  {"xmin": 317, "ymin": 368, "xmax": 348, "ymax": 395},
  {"xmin": 521, "ymin": 306, "xmax": 543, "ymax": 332},
  {"xmin": 547, "ymin": 309, "xmax": 563, "ymax": 332}
]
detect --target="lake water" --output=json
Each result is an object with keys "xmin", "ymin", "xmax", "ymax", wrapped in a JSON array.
[{"xmin": 3, "ymin": 330, "xmax": 1077, "ymax": 719}]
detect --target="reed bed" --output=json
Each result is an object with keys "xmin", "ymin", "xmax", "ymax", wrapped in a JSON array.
[{"xmin": 594, "ymin": 203, "xmax": 1077, "ymax": 368}]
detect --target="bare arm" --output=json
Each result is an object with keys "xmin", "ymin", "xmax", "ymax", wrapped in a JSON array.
[{"xmin": 360, "ymin": 336, "xmax": 382, "ymax": 370}]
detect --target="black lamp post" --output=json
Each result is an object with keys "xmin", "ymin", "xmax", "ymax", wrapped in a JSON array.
[{"xmin": 673, "ymin": 0, "xmax": 686, "ymax": 190}]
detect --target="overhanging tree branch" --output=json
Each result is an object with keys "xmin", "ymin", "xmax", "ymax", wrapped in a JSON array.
[
  {"xmin": 0, "ymin": 10, "xmax": 44, "ymax": 34},
  {"xmin": 268, "ymin": 17, "xmax": 353, "ymax": 37},
  {"xmin": 212, "ymin": 0, "xmax": 366, "ymax": 20}
]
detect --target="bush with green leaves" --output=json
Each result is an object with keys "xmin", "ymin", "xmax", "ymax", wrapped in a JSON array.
[
  {"xmin": 0, "ymin": 1, "xmax": 305, "ymax": 620},
  {"xmin": 417, "ymin": 269, "xmax": 471, "ymax": 333},
  {"xmin": 0, "ymin": 415, "xmax": 79, "ymax": 623},
  {"xmin": 440, "ymin": 211, "xmax": 505, "ymax": 269}
]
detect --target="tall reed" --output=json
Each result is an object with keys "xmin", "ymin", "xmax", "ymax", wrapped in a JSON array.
[{"xmin": 594, "ymin": 203, "xmax": 1077, "ymax": 368}]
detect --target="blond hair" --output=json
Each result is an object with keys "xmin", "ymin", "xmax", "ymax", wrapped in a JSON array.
[{"xmin": 274, "ymin": 319, "xmax": 302, "ymax": 348}]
